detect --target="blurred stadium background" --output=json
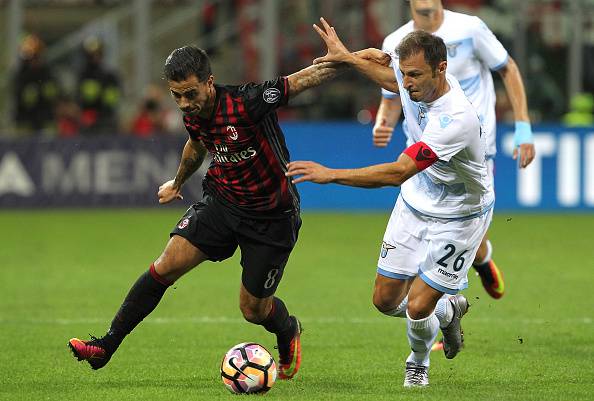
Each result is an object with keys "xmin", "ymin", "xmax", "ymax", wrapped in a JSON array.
[
  {"xmin": 1, "ymin": 1, "xmax": 594, "ymax": 400},
  {"xmin": 1, "ymin": 0, "xmax": 594, "ymax": 209}
]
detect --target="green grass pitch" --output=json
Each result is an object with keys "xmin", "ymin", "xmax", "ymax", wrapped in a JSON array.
[{"xmin": 1, "ymin": 209, "xmax": 593, "ymax": 400}]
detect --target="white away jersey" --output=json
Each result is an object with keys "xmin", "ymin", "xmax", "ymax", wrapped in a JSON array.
[
  {"xmin": 394, "ymin": 71, "xmax": 494, "ymax": 219},
  {"xmin": 382, "ymin": 10, "xmax": 508, "ymax": 156}
]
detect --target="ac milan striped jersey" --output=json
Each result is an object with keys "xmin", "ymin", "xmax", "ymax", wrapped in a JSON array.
[{"xmin": 183, "ymin": 77, "xmax": 299, "ymax": 215}]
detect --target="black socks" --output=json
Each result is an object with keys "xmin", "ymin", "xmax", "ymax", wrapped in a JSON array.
[
  {"xmin": 103, "ymin": 264, "xmax": 171, "ymax": 352},
  {"xmin": 259, "ymin": 297, "xmax": 294, "ymax": 343}
]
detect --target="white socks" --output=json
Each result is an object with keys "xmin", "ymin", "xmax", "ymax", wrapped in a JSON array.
[
  {"xmin": 381, "ymin": 294, "xmax": 454, "ymax": 365},
  {"xmin": 405, "ymin": 310, "xmax": 439, "ymax": 366},
  {"xmin": 434, "ymin": 297, "xmax": 454, "ymax": 329}
]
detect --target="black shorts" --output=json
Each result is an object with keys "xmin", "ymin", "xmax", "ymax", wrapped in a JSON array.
[{"xmin": 170, "ymin": 195, "xmax": 301, "ymax": 298}]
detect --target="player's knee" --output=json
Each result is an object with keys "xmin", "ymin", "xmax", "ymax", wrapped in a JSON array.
[
  {"xmin": 153, "ymin": 256, "xmax": 176, "ymax": 275},
  {"xmin": 154, "ymin": 236, "xmax": 206, "ymax": 280},
  {"xmin": 153, "ymin": 256, "xmax": 191, "ymax": 283},
  {"xmin": 406, "ymin": 297, "xmax": 432, "ymax": 320},
  {"xmin": 240, "ymin": 303, "xmax": 267, "ymax": 324},
  {"xmin": 372, "ymin": 289, "xmax": 396, "ymax": 314}
]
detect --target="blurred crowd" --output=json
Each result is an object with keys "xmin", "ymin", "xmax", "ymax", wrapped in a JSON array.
[
  {"xmin": 204, "ymin": 0, "xmax": 594, "ymax": 126},
  {"xmin": 8, "ymin": 0, "xmax": 594, "ymax": 137},
  {"xmin": 11, "ymin": 33, "xmax": 182, "ymax": 138}
]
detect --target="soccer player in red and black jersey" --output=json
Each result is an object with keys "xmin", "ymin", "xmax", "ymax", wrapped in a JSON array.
[{"xmin": 69, "ymin": 46, "xmax": 345, "ymax": 379}]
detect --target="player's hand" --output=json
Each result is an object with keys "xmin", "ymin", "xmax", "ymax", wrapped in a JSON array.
[
  {"xmin": 158, "ymin": 179, "xmax": 184, "ymax": 204},
  {"xmin": 313, "ymin": 17, "xmax": 352, "ymax": 64},
  {"xmin": 512, "ymin": 122, "xmax": 535, "ymax": 168},
  {"xmin": 373, "ymin": 118, "xmax": 394, "ymax": 147},
  {"xmin": 513, "ymin": 143, "xmax": 535, "ymax": 169},
  {"xmin": 286, "ymin": 161, "xmax": 334, "ymax": 184},
  {"xmin": 353, "ymin": 48, "xmax": 391, "ymax": 66}
]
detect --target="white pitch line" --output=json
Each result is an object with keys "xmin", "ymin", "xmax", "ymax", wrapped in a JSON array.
[{"xmin": 0, "ymin": 316, "xmax": 592, "ymax": 325}]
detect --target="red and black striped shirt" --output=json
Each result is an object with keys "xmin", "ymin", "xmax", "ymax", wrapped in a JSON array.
[{"xmin": 184, "ymin": 77, "xmax": 299, "ymax": 215}]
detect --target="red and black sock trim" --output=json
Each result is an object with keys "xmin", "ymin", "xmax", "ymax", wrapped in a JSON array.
[{"xmin": 149, "ymin": 263, "xmax": 173, "ymax": 287}]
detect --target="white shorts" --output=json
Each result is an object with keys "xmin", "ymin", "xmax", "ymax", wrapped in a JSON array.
[{"xmin": 377, "ymin": 196, "xmax": 493, "ymax": 294}]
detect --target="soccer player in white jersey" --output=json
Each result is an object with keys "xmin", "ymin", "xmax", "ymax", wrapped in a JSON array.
[
  {"xmin": 287, "ymin": 18, "xmax": 494, "ymax": 387},
  {"xmin": 373, "ymin": 0, "xmax": 536, "ymax": 300}
]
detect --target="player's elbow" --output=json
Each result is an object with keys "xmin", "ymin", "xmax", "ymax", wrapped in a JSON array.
[
  {"xmin": 389, "ymin": 173, "xmax": 406, "ymax": 187},
  {"xmin": 385, "ymin": 164, "xmax": 409, "ymax": 187},
  {"xmin": 497, "ymin": 56, "xmax": 518, "ymax": 79}
]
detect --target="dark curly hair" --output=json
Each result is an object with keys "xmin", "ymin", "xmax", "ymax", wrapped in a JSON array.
[{"xmin": 164, "ymin": 45, "xmax": 211, "ymax": 82}]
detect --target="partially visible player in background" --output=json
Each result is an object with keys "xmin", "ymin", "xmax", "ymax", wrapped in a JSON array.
[
  {"xmin": 68, "ymin": 46, "xmax": 346, "ymax": 379},
  {"xmin": 290, "ymin": 21, "xmax": 494, "ymax": 387},
  {"xmin": 373, "ymin": 0, "xmax": 536, "ymax": 299}
]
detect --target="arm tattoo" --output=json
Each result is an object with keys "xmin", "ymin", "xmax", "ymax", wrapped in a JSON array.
[
  {"xmin": 288, "ymin": 62, "xmax": 348, "ymax": 97},
  {"xmin": 173, "ymin": 141, "xmax": 207, "ymax": 188}
]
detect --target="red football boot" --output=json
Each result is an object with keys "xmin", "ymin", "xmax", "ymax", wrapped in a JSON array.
[
  {"xmin": 277, "ymin": 316, "xmax": 302, "ymax": 380},
  {"xmin": 68, "ymin": 336, "xmax": 113, "ymax": 370},
  {"xmin": 475, "ymin": 260, "xmax": 505, "ymax": 299}
]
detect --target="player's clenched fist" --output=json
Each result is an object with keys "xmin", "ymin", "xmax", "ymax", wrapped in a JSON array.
[
  {"xmin": 373, "ymin": 118, "xmax": 394, "ymax": 147},
  {"xmin": 157, "ymin": 179, "xmax": 184, "ymax": 204}
]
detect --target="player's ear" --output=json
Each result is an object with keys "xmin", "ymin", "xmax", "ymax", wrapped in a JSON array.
[
  {"xmin": 438, "ymin": 60, "xmax": 447, "ymax": 75},
  {"xmin": 206, "ymin": 75, "xmax": 214, "ymax": 86}
]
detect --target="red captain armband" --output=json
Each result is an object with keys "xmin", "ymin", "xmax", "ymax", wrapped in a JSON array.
[{"xmin": 403, "ymin": 141, "xmax": 439, "ymax": 171}]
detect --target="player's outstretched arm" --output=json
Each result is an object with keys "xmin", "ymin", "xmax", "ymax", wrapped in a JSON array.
[
  {"xmin": 158, "ymin": 138, "xmax": 207, "ymax": 204},
  {"xmin": 287, "ymin": 61, "xmax": 349, "ymax": 98},
  {"xmin": 312, "ymin": 17, "xmax": 398, "ymax": 93},
  {"xmin": 497, "ymin": 56, "xmax": 535, "ymax": 168},
  {"xmin": 286, "ymin": 153, "xmax": 419, "ymax": 188}
]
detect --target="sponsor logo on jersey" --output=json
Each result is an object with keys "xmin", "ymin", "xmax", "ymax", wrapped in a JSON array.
[
  {"xmin": 212, "ymin": 142, "xmax": 258, "ymax": 164},
  {"xmin": 380, "ymin": 241, "xmax": 396, "ymax": 258},
  {"xmin": 263, "ymin": 88, "xmax": 281, "ymax": 104},
  {"xmin": 438, "ymin": 268, "xmax": 459, "ymax": 280},
  {"xmin": 178, "ymin": 218, "xmax": 190, "ymax": 229},
  {"xmin": 227, "ymin": 125, "xmax": 238, "ymax": 140}
]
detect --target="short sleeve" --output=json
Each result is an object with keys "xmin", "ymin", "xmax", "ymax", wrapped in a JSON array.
[
  {"xmin": 183, "ymin": 116, "xmax": 202, "ymax": 141},
  {"xmin": 420, "ymin": 112, "xmax": 469, "ymax": 162},
  {"xmin": 381, "ymin": 35, "xmax": 399, "ymax": 99},
  {"xmin": 472, "ymin": 17, "xmax": 509, "ymax": 71},
  {"xmin": 240, "ymin": 77, "xmax": 289, "ymax": 122}
]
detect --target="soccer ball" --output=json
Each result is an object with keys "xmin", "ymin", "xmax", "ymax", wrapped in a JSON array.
[{"xmin": 220, "ymin": 342, "xmax": 277, "ymax": 394}]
